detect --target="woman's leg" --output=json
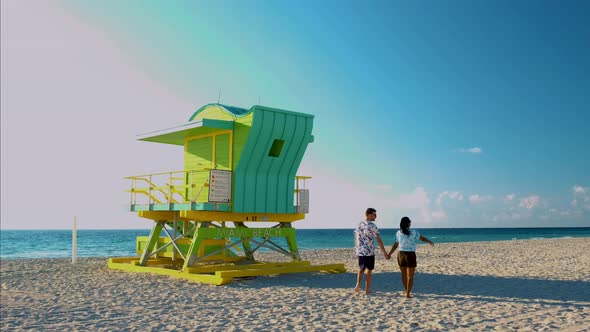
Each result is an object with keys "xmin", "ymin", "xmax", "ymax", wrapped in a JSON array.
[
  {"xmin": 406, "ymin": 267, "xmax": 416, "ymax": 298},
  {"xmin": 399, "ymin": 266, "xmax": 407, "ymax": 292}
]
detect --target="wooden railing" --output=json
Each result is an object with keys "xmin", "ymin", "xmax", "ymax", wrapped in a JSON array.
[
  {"xmin": 126, "ymin": 171, "xmax": 312, "ymax": 212},
  {"xmin": 125, "ymin": 170, "xmax": 210, "ymax": 206}
]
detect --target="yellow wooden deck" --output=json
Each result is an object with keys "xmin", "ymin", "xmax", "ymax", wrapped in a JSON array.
[{"xmin": 108, "ymin": 257, "xmax": 346, "ymax": 286}]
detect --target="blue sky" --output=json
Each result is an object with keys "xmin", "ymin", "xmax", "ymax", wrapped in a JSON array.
[{"xmin": 1, "ymin": 0, "xmax": 589, "ymax": 228}]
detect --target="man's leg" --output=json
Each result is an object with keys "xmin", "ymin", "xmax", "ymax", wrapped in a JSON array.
[
  {"xmin": 354, "ymin": 269, "xmax": 364, "ymax": 292},
  {"xmin": 365, "ymin": 269, "xmax": 373, "ymax": 294}
]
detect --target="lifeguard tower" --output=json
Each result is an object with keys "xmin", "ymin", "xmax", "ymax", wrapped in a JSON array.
[{"xmin": 108, "ymin": 104, "xmax": 345, "ymax": 285}]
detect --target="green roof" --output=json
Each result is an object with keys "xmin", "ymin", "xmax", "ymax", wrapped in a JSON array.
[
  {"xmin": 138, "ymin": 104, "xmax": 313, "ymax": 146},
  {"xmin": 137, "ymin": 119, "xmax": 234, "ymax": 145},
  {"xmin": 189, "ymin": 104, "xmax": 314, "ymax": 122},
  {"xmin": 189, "ymin": 104, "xmax": 250, "ymax": 121}
]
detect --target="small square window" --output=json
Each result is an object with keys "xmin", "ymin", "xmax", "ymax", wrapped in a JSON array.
[{"xmin": 268, "ymin": 139, "xmax": 285, "ymax": 157}]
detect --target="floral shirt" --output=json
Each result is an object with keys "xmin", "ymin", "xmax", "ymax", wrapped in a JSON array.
[
  {"xmin": 354, "ymin": 220, "xmax": 380, "ymax": 256},
  {"xmin": 396, "ymin": 229, "xmax": 421, "ymax": 252}
]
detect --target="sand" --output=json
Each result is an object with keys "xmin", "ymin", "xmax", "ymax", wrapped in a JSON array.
[{"xmin": 1, "ymin": 238, "xmax": 589, "ymax": 331}]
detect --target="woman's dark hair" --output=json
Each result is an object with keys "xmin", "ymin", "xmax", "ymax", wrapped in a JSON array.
[{"xmin": 400, "ymin": 217, "xmax": 411, "ymax": 236}]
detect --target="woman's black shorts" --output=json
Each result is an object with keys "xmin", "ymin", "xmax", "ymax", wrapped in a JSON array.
[{"xmin": 397, "ymin": 251, "xmax": 417, "ymax": 268}]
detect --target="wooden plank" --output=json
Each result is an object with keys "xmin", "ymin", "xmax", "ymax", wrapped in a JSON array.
[
  {"xmin": 216, "ymin": 264, "xmax": 346, "ymax": 278},
  {"xmin": 108, "ymin": 257, "xmax": 139, "ymax": 264},
  {"xmin": 176, "ymin": 226, "xmax": 295, "ymax": 239},
  {"xmin": 179, "ymin": 211, "xmax": 304, "ymax": 222},
  {"xmin": 108, "ymin": 261, "xmax": 231, "ymax": 285},
  {"xmin": 138, "ymin": 211, "xmax": 177, "ymax": 220},
  {"xmin": 139, "ymin": 222, "xmax": 164, "ymax": 265},
  {"xmin": 186, "ymin": 261, "xmax": 311, "ymax": 274}
]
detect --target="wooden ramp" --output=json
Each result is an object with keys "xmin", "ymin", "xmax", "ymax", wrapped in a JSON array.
[{"xmin": 108, "ymin": 257, "xmax": 346, "ymax": 286}]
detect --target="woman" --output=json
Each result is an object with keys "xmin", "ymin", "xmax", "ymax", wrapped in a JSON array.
[{"xmin": 388, "ymin": 216, "xmax": 434, "ymax": 298}]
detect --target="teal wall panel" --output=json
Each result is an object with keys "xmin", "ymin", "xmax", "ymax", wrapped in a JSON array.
[
  {"xmin": 238, "ymin": 111, "xmax": 265, "ymax": 212},
  {"xmin": 246, "ymin": 111, "xmax": 274, "ymax": 212},
  {"xmin": 255, "ymin": 112, "xmax": 286, "ymax": 213},
  {"xmin": 276, "ymin": 116, "xmax": 307, "ymax": 213},
  {"xmin": 233, "ymin": 111, "xmax": 264, "ymax": 211},
  {"xmin": 285, "ymin": 117, "xmax": 313, "ymax": 213},
  {"xmin": 233, "ymin": 106, "xmax": 313, "ymax": 213},
  {"xmin": 231, "ymin": 114, "xmax": 254, "ymax": 211},
  {"xmin": 273, "ymin": 115, "xmax": 297, "ymax": 213}
]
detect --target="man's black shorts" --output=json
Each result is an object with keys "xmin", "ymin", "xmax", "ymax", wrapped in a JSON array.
[{"xmin": 358, "ymin": 255, "xmax": 375, "ymax": 270}]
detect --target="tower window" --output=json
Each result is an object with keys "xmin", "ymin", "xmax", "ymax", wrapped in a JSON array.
[{"xmin": 268, "ymin": 139, "xmax": 285, "ymax": 157}]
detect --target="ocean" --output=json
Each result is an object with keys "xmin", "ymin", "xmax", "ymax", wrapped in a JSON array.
[{"xmin": 1, "ymin": 228, "xmax": 589, "ymax": 260}]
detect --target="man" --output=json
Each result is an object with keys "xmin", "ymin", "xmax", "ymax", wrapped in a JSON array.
[{"xmin": 353, "ymin": 208, "xmax": 389, "ymax": 295}]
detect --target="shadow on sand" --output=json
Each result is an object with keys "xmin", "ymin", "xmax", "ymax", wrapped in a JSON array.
[{"xmin": 227, "ymin": 271, "xmax": 590, "ymax": 304}]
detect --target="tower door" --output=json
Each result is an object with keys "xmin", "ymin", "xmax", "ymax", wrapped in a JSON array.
[
  {"xmin": 214, "ymin": 133, "xmax": 231, "ymax": 171},
  {"xmin": 185, "ymin": 136, "xmax": 213, "ymax": 202}
]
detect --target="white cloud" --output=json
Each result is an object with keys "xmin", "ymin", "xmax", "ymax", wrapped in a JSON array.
[
  {"xmin": 431, "ymin": 210, "xmax": 447, "ymax": 220},
  {"xmin": 571, "ymin": 185, "xmax": 590, "ymax": 211},
  {"xmin": 389, "ymin": 187, "xmax": 431, "ymax": 209},
  {"xmin": 492, "ymin": 212, "xmax": 524, "ymax": 222},
  {"xmin": 469, "ymin": 194, "xmax": 493, "ymax": 204},
  {"xmin": 299, "ymin": 170, "xmax": 380, "ymax": 228},
  {"xmin": 436, "ymin": 191, "xmax": 464, "ymax": 205},
  {"xmin": 519, "ymin": 195, "xmax": 541, "ymax": 209},
  {"xmin": 456, "ymin": 147, "xmax": 483, "ymax": 154},
  {"xmin": 375, "ymin": 184, "xmax": 393, "ymax": 191},
  {"xmin": 303, "ymin": 177, "xmax": 587, "ymax": 228},
  {"xmin": 387, "ymin": 187, "xmax": 433, "ymax": 224}
]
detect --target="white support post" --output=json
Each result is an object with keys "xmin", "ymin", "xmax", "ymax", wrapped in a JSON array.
[{"xmin": 72, "ymin": 216, "xmax": 77, "ymax": 264}]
